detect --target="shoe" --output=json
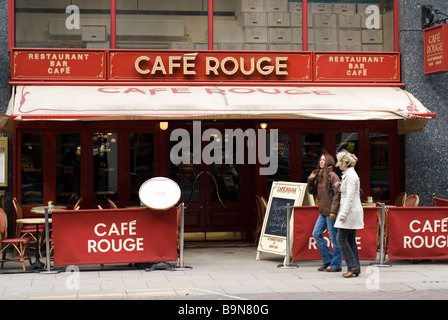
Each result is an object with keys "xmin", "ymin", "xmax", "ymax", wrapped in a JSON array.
[
  {"xmin": 317, "ymin": 262, "xmax": 331, "ymax": 271},
  {"xmin": 326, "ymin": 267, "xmax": 342, "ymax": 272},
  {"xmin": 342, "ymin": 269, "xmax": 360, "ymax": 278}
]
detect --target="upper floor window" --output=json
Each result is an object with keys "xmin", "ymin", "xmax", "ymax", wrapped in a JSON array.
[
  {"xmin": 15, "ymin": 0, "xmax": 111, "ymax": 48},
  {"xmin": 14, "ymin": 0, "xmax": 395, "ymax": 52}
]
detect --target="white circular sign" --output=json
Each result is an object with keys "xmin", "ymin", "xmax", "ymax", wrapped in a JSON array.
[{"xmin": 138, "ymin": 177, "xmax": 181, "ymax": 210}]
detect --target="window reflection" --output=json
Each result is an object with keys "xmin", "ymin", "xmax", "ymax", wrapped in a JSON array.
[
  {"xmin": 116, "ymin": 0, "xmax": 208, "ymax": 49},
  {"xmin": 267, "ymin": 133, "xmax": 290, "ymax": 193},
  {"xmin": 308, "ymin": 0, "xmax": 394, "ymax": 52},
  {"xmin": 56, "ymin": 134, "xmax": 81, "ymax": 205},
  {"xmin": 130, "ymin": 133, "xmax": 154, "ymax": 205},
  {"xmin": 335, "ymin": 132, "xmax": 359, "ymax": 175},
  {"xmin": 21, "ymin": 133, "xmax": 43, "ymax": 205},
  {"xmin": 209, "ymin": 132, "xmax": 240, "ymax": 202},
  {"xmin": 93, "ymin": 132, "xmax": 118, "ymax": 204},
  {"xmin": 15, "ymin": 0, "xmax": 111, "ymax": 48},
  {"xmin": 169, "ymin": 133, "xmax": 201, "ymax": 204},
  {"xmin": 370, "ymin": 132, "xmax": 390, "ymax": 201},
  {"xmin": 301, "ymin": 133, "xmax": 323, "ymax": 182}
]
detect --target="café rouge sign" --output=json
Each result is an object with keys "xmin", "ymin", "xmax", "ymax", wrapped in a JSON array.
[{"xmin": 11, "ymin": 49, "xmax": 400, "ymax": 83}]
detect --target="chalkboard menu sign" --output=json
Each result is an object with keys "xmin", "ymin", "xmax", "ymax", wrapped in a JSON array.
[
  {"xmin": 256, "ymin": 181, "xmax": 314, "ymax": 260},
  {"xmin": 264, "ymin": 197, "xmax": 292, "ymax": 238}
]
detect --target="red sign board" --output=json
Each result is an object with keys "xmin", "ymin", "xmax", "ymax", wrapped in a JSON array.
[
  {"xmin": 388, "ymin": 207, "xmax": 448, "ymax": 260},
  {"xmin": 424, "ymin": 24, "xmax": 448, "ymax": 74},
  {"xmin": 52, "ymin": 207, "xmax": 178, "ymax": 266},
  {"xmin": 11, "ymin": 49, "xmax": 106, "ymax": 81},
  {"xmin": 314, "ymin": 52, "xmax": 400, "ymax": 82},
  {"xmin": 292, "ymin": 206, "xmax": 378, "ymax": 261},
  {"xmin": 10, "ymin": 49, "xmax": 403, "ymax": 83},
  {"xmin": 109, "ymin": 50, "xmax": 312, "ymax": 82}
]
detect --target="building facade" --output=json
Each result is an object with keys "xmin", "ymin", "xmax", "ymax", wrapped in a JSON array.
[{"xmin": 0, "ymin": 0, "xmax": 444, "ymax": 241}]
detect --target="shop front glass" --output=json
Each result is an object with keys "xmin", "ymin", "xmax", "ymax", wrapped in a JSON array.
[
  {"xmin": 370, "ymin": 132, "xmax": 390, "ymax": 201},
  {"xmin": 14, "ymin": 0, "xmax": 395, "ymax": 52},
  {"xmin": 15, "ymin": 0, "xmax": 111, "ymax": 48},
  {"xmin": 267, "ymin": 132, "xmax": 290, "ymax": 193},
  {"xmin": 308, "ymin": 0, "xmax": 394, "ymax": 51},
  {"xmin": 116, "ymin": 0, "xmax": 208, "ymax": 49},
  {"xmin": 21, "ymin": 133, "xmax": 44, "ymax": 205},
  {"xmin": 56, "ymin": 134, "xmax": 81, "ymax": 205},
  {"xmin": 93, "ymin": 132, "xmax": 118, "ymax": 204},
  {"xmin": 129, "ymin": 133, "xmax": 154, "ymax": 205},
  {"xmin": 301, "ymin": 133, "xmax": 324, "ymax": 182}
]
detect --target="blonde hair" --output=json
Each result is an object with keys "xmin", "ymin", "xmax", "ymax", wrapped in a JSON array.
[{"xmin": 336, "ymin": 150, "xmax": 358, "ymax": 167}]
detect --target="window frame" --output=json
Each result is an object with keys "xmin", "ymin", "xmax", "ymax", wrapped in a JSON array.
[{"xmin": 9, "ymin": 0, "xmax": 399, "ymax": 52}]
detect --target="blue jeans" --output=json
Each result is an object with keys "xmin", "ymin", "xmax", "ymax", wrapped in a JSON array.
[
  {"xmin": 312, "ymin": 214, "xmax": 342, "ymax": 269},
  {"xmin": 337, "ymin": 228, "xmax": 360, "ymax": 272}
]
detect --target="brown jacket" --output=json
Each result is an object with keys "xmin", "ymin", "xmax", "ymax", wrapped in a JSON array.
[{"xmin": 307, "ymin": 168, "xmax": 340, "ymax": 215}]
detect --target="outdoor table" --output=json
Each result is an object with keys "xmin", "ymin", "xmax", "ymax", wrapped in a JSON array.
[
  {"xmin": 30, "ymin": 205, "xmax": 67, "ymax": 214},
  {"xmin": 16, "ymin": 218, "xmax": 52, "ymax": 270}
]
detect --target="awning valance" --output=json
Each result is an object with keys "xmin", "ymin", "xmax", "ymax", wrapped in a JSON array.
[{"xmin": 6, "ymin": 85, "xmax": 435, "ymax": 134}]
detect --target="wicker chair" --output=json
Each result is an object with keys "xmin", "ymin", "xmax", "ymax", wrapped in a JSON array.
[{"xmin": 404, "ymin": 195, "xmax": 419, "ymax": 207}]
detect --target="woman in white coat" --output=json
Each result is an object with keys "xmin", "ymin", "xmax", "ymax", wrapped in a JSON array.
[{"xmin": 335, "ymin": 150, "xmax": 364, "ymax": 278}]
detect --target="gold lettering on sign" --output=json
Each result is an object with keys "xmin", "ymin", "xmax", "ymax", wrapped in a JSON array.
[
  {"xmin": 27, "ymin": 52, "xmax": 91, "ymax": 76},
  {"xmin": 326, "ymin": 55, "xmax": 386, "ymax": 77},
  {"xmin": 135, "ymin": 55, "xmax": 289, "ymax": 77}
]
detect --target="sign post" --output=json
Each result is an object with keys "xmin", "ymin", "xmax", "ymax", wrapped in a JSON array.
[{"xmin": 256, "ymin": 181, "xmax": 314, "ymax": 262}]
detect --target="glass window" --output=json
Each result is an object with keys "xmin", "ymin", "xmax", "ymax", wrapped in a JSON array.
[
  {"xmin": 267, "ymin": 133, "xmax": 290, "ymax": 193},
  {"xmin": 209, "ymin": 131, "xmax": 241, "ymax": 202},
  {"xmin": 301, "ymin": 133, "xmax": 323, "ymax": 182},
  {"xmin": 21, "ymin": 133, "xmax": 44, "ymax": 205},
  {"xmin": 56, "ymin": 134, "xmax": 81, "ymax": 205},
  {"xmin": 307, "ymin": 0, "xmax": 394, "ymax": 52},
  {"xmin": 214, "ymin": 0, "xmax": 302, "ymax": 51},
  {"xmin": 335, "ymin": 131, "xmax": 359, "ymax": 175},
  {"xmin": 169, "ymin": 133, "xmax": 201, "ymax": 204},
  {"xmin": 93, "ymin": 132, "xmax": 118, "ymax": 204},
  {"xmin": 116, "ymin": 0, "xmax": 208, "ymax": 49},
  {"xmin": 15, "ymin": 0, "xmax": 111, "ymax": 48},
  {"xmin": 129, "ymin": 133, "xmax": 154, "ymax": 205},
  {"xmin": 370, "ymin": 132, "xmax": 390, "ymax": 201}
]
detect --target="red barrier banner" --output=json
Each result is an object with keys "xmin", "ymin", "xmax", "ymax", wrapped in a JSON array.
[
  {"xmin": 52, "ymin": 207, "xmax": 178, "ymax": 266},
  {"xmin": 292, "ymin": 206, "xmax": 378, "ymax": 260},
  {"xmin": 388, "ymin": 207, "xmax": 448, "ymax": 260}
]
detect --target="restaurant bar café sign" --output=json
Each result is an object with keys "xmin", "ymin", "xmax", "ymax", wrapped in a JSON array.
[{"xmin": 11, "ymin": 49, "xmax": 400, "ymax": 83}]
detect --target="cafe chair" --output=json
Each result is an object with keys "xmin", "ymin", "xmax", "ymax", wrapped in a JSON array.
[
  {"xmin": 404, "ymin": 194, "xmax": 419, "ymax": 207},
  {"xmin": 394, "ymin": 192, "xmax": 407, "ymax": 207},
  {"xmin": 12, "ymin": 197, "xmax": 43, "ymax": 241},
  {"xmin": 107, "ymin": 198, "xmax": 118, "ymax": 209},
  {"xmin": 0, "ymin": 208, "xmax": 32, "ymax": 271},
  {"xmin": 74, "ymin": 197, "xmax": 83, "ymax": 210}
]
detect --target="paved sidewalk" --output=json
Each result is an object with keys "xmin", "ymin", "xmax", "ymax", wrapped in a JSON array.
[{"xmin": 0, "ymin": 246, "xmax": 447, "ymax": 300}]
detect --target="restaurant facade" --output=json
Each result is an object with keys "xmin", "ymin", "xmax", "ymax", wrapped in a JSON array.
[{"xmin": 0, "ymin": 0, "xmax": 443, "ymax": 243}]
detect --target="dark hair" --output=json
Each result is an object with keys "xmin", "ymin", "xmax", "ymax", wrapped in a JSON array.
[{"xmin": 316, "ymin": 153, "xmax": 335, "ymax": 183}]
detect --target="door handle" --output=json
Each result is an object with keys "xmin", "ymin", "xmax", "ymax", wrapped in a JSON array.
[{"xmin": 205, "ymin": 171, "xmax": 228, "ymax": 209}]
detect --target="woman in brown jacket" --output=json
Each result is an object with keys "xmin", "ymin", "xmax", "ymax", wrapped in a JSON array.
[{"xmin": 307, "ymin": 153, "xmax": 342, "ymax": 272}]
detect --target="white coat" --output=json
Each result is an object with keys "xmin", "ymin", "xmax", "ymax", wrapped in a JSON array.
[{"xmin": 334, "ymin": 167, "xmax": 364, "ymax": 229}]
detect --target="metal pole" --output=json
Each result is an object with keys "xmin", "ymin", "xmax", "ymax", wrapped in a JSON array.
[
  {"xmin": 173, "ymin": 203, "xmax": 192, "ymax": 271},
  {"xmin": 40, "ymin": 207, "xmax": 59, "ymax": 274},
  {"xmin": 278, "ymin": 203, "xmax": 298, "ymax": 269},
  {"xmin": 179, "ymin": 203, "xmax": 185, "ymax": 266},
  {"xmin": 372, "ymin": 203, "xmax": 391, "ymax": 267}
]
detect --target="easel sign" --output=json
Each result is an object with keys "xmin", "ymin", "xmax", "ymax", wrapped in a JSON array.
[{"xmin": 256, "ymin": 181, "xmax": 314, "ymax": 260}]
